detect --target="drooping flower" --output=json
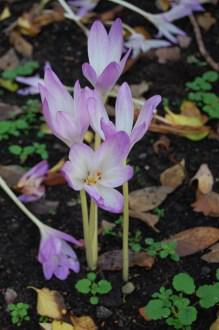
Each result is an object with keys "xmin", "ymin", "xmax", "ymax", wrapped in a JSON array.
[
  {"xmin": 39, "ymin": 67, "xmax": 91, "ymax": 147},
  {"xmin": 125, "ymin": 33, "xmax": 171, "ymax": 58},
  {"xmin": 82, "ymin": 18, "xmax": 130, "ymax": 93},
  {"xmin": 17, "ymin": 160, "xmax": 49, "ymax": 203},
  {"xmin": 88, "ymin": 82, "xmax": 161, "ymax": 151},
  {"xmin": 38, "ymin": 224, "xmax": 82, "ymax": 280},
  {"xmin": 68, "ymin": 0, "xmax": 99, "ymax": 17},
  {"xmin": 62, "ymin": 132, "xmax": 133, "ymax": 213}
]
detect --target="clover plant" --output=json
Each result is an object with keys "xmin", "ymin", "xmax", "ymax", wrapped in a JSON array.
[
  {"xmin": 75, "ymin": 272, "xmax": 112, "ymax": 305},
  {"xmin": 7, "ymin": 302, "xmax": 30, "ymax": 326},
  {"xmin": 9, "ymin": 142, "xmax": 48, "ymax": 163}
]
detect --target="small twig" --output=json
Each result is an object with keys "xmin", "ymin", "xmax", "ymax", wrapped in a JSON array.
[{"xmin": 189, "ymin": 14, "xmax": 219, "ymax": 72}]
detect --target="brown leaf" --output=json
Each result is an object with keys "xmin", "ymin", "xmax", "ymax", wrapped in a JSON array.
[
  {"xmin": 0, "ymin": 102, "xmax": 22, "ymax": 120},
  {"xmin": 191, "ymin": 164, "xmax": 214, "ymax": 194},
  {"xmin": 129, "ymin": 186, "xmax": 173, "ymax": 212},
  {"xmin": 99, "ymin": 220, "xmax": 116, "ymax": 235},
  {"xmin": 52, "ymin": 321, "xmax": 74, "ymax": 330},
  {"xmin": 44, "ymin": 173, "xmax": 66, "ymax": 186},
  {"xmin": 0, "ymin": 165, "xmax": 26, "ymax": 187},
  {"xmin": 139, "ymin": 307, "xmax": 150, "ymax": 321},
  {"xmin": 201, "ymin": 242, "xmax": 219, "ymax": 263},
  {"xmin": 98, "ymin": 5, "xmax": 123, "ymax": 21},
  {"xmin": 192, "ymin": 191, "xmax": 219, "ymax": 216},
  {"xmin": 129, "ymin": 210, "xmax": 160, "ymax": 232},
  {"xmin": 30, "ymin": 287, "xmax": 66, "ymax": 320},
  {"xmin": 177, "ymin": 35, "xmax": 191, "ymax": 48},
  {"xmin": 9, "ymin": 31, "xmax": 33, "ymax": 57},
  {"xmin": 155, "ymin": 47, "xmax": 181, "ymax": 64},
  {"xmin": 197, "ymin": 12, "xmax": 216, "ymax": 31},
  {"xmin": 98, "ymin": 250, "xmax": 155, "ymax": 271},
  {"xmin": 70, "ymin": 315, "xmax": 97, "ymax": 330},
  {"xmin": 164, "ymin": 227, "xmax": 219, "ymax": 257},
  {"xmin": 155, "ymin": 0, "xmax": 171, "ymax": 11},
  {"xmin": 160, "ymin": 160, "xmax": 185, "ymax": 189},
  {"xmin": 180, "ymin": 101, "xmax": 208, "ymax": 124},
  {"xmin": 0, "ymin": 49, "xmax": 19, "ymax": 71},
  {"xmin": 153, "ymin": 135, "xmax": 170, "ymax": 154},
  {"xmin": 209, "ymin": 317, "xmax": 219, "ymax": 330}
]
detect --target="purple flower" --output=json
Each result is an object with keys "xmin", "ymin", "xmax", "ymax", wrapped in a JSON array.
[
  {"xmin": 125, "ymin": 33, "xmax": 171, "ymax": 58},
  {"xmin": 82, "ymin": 18, "xmax": 130, "ymax": 93},
  {"xmin": 16, "ymin": 75, "xmax": 43, "ymax": 95},
  {"xmin": 68, "ymin": 0, "xmax": 99, "ymax": 17},
  {"xmin": 88, "ymin": 83, "xmax": 161, "ymax": 151},
  {"xmin": 17, "ymin": 160, "xmax": 49, "ymax": 203},
  {"xmin": 39, "ymin": 67, "xmax": 92, "ymax": 147},
  {"xmin": 38, "ymin": 224, "xmax": 82, "ymax": 280},
  {"xmin": 62, "ymin": 132, "xmax": 133, "ymax": 213}
]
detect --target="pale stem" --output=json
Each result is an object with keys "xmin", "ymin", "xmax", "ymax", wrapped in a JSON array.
[
  {"xmin": 122, "ymin": 178, "xmax": 129, "ymax": 282},
  {"xmin": 80, "ymin": 189, "xmax": 94, "ymax": 269},
  {"xmin": 107, "ymin": 0, "xmax": 154, "ymax": 23},
  {"xmin": 57, "ymin": 0, "xmax": 88, "ymax": 36},
  {"xmin": 0, "ymin": 176, "xmax": 43, "ymax": 230}
]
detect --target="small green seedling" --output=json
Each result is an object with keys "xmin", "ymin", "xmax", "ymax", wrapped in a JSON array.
[
  {"xmin": 1, "ymin": 61, "xmax": 39, "ymax": 80},
  {"xmin": 145, "ymin": 238, "xmax": 179, "ymax": 262},
  {"xmin": 187, "ymin": 55, "xmax": 207, "ymax": 67},
  {"xmin": 153, "ymin": 207, "xmax": 165, "ymax": 219},
  {"xmin": 102, "ymin": 216, "xmax": 123, "ymax": 237},
  {"xmin": 129, "ymin": 230, "xmax": 143, "ymax": 252},
  {"xmin": 75, "ymin": 272, "xmax": 112, "ymax": 305},
  {"xmin": 186, "ymin": 71, "xmax": 219, "ymax": 119},
  {"xmin": 144, "ymin": 270, "xmax": 219, "ymax": 329},
  {"xmin": 7, "ymin": 302, "xmax": 30, "ymax": 326},
  {"xmin": 9, "ymin": 142, "xmax": 48, "ymax": 163}
]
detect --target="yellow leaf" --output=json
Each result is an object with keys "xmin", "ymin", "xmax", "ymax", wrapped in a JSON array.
[
  {"xmin": 52, "ymin": 321, "xmax": 74, "ymax": 330},
  {"xmin": 210, "ymin": 317, "xmax": 219, "ymax": 330},
  {"xmin": 70, "ymin": 315, "xmax": 97, "ymax": 330},
  {"xmin": 0, "ymin": 6, "xmax": 11, "ymax": 21},
  {"xmin": 0, "ymin": 78, "xmax": 18, "ymax": 92},
  {"xmin": 30, "ymin": 287, "xmax": 67, "ymax": 320},
  {"xmin": 40, "ymin": 323, "xmax": 52, "ymax": 330},
  {"xmin": 165, "ymin": 108, "xmax": 204, "ymax": 127}
]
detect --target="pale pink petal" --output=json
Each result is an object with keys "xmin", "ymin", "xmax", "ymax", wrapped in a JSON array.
[
  {"xmin": 108, "ymin": 18, "xmax": 123, "ymax": 62},
  {"xmin": 88, "ymin": 20, "xmax": 109, "ymax": 75},
  {"xmin": 82, "ymin": 63, "xmax": 97, "ymax": 87},
  {"xmin": 115, "ymin": 82, "xmax": 133, "ymax": 134},
  {"xmin": 85, "ymin": 184, "xmax": 124, "ymax": 213},
  {"xmin": 101, "ymin": 118, "xmax": 117, "ymax": 140},
  {"xmin": 87, "ymin": 95, "xmax": 109, "ymax": 139},
  {"xmin": 96, "ymin": 62, "xmax": 121, "ymax": 93},
  {"xmin": 55, "ymin": 111, "xmax": 82, "ymax": 146},
  {"xmin": 101, "ymin": 165, "xmax": 133, "ymax": 187}
]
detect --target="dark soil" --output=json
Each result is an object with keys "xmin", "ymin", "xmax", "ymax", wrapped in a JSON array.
[{"xmin": 0, "ymin": 1, "xmax": 219, "ymax": 329}]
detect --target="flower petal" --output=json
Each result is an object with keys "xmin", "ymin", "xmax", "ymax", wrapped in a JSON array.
[
  {"xmin": 96, "ymin": 62, "xmax": 121, "ymax": 93},
  {"xmin": 115, "ymin": 82, "xmax": 133, "ymax": 134},
  {"xmin": 55, "ymin": 111, "xmax": 82, "ymax": 146},
  {"xmin": 88, "ymin": 20, "xmax": 109, "ymax": 75},
  {"xmin": 101, "ymin": 165, "xmax": 133, "ymax": 187},
  {"xmin": 82, "ymin": 63, "xmax": 97, "ymax": 87},
  {"xmin": 85, "ymin": 184, "xmax": 124, "ymax": 213},
  {"xmin": 95, "ymin": 131, "xmax": 130, "ymax": 172},
  {"xmin": 101, "ymin": 118, "xmax": 117, "ymax": 140},
  {"xmin": 87, "ymin": 95, "xmax": 109, "ymax": 139},
  {"xmin": 108, "ymin": 18, "xmax": 123, "ymax": 62}
]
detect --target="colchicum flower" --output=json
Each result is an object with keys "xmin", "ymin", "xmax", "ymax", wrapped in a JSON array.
[
  {"xmin": 62, "ymin": 132, "xmax": 133, "ymax": 213},
  {"xmin": 68, "ymin": 0, "xmax": 99, "ymax": 17},
  {"xmin": 39, "ymin": 67, "xmax": 91, "ymax": 147},
  {"xmin": 38, "ymin": 224, "xmax": 82, "ymax": 280},
  {"xmin": 82, "ymin": 18, "xmax": 130, "ymax": 93},
  {"xmin": 17, "ymin": 160, "xmax": 49, "ymax": 202},
  {"xmin": 16, "ymin": 75, "xmax": 43, "ymax": 95},
  {"xmin": 88, "ymin": 82, "xmax": 161, "ymax": 151},
  {"xmin": 125, "ymin": 33, "xmax": 171, "ymax": 58}
]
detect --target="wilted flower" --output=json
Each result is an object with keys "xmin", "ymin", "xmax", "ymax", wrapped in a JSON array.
[
  {"xmin": 82, "ymin": 18, "xmax": 130, "ymax": 93},
  {"xmin": 68, "ymin": 0, "xmax": 99, "ymax": 16},
  {"xmin": 38, "ymin": 224, "xmax": 82, "ymax": 280},
  {"xmin": 16, "ymin": 75, "xmax": 43, "ymax": 95},
  {"xmin": 17, "ymin": 160, "xmax": 49, "ymax": 203},
  {"xmin": 62, "ymin": 132, "xmax": 133, "ymax": 213},
  {"xmin": 125, "ymin": 33, "xmax": 171, "ymax": 58},
  {"xmin": 39, "ymin": 67, "xmax": 91, "ymax": 147},
  {"xmin": 88, "ymin": 82, "xmax": 161, "ymax": 151}
]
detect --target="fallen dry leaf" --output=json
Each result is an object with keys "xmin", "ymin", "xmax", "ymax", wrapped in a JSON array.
[
  {"xmin": 164, "ymin": 227, "xmax": 219, "ymax": 257},
  {"xmin": 177, "ymin": 35, "xmax": 191, "ymax": 48},
  {"xmin": 30, "ymin": 287, "xmax": 66, "ymax": 320},
  {"xmin": 0, "ymin": 102, "xmax": 22, "ymax": 120},
  {"xmin": 40, "ymin": 323, "xmax": 52, "ymax": 330},
  {"xmin": 191, "ymin": 164, "xmax": 214, "ymax": 194},
  {"xmin": 99, "ymin": 220, "xmax": 116, "ymax": 235},
  {"xmin": 197, "ymin": 12, "xmax": 216, "ymax": 31},
  {"xmin": 155, "ymin": 47, "xmax": 181, "ymax": 64},
  {"xmin": 98, "ymin": 250, "xmax": 154, "ymax": 271},
  {"xmin": 160, "ymin": 160, "xmax": 185, "ymax": 189},
  {"xmin": 209, "ymin": 317, "xmax": 219, "ymax": 330},
  {"xmin": 180, "ymin": 100, "xmax": 208, "ymax": 122},
  {"xmin": 52, "ymin": 321, "xmax": 74, "ymax": 330},
  {"xmin": 98, "ymin": 5, "xmax": 123, "ymax": 21},
  {"xmin": 153, "ymin": 135, "xmax": 170, "ymax": 154},
  {"xmin": 0, "ymin": 165, "xmax": 26, "ymax": 187},
  {"xmin": 0, "ymin": 49, "xmax": 19, "ymax": 71},
  {"xmin": 192, "ymin": 191, "xmax": 219, "ymax": 216},
  {"xmin": 129, "ymin": 186, "xmax": 173, "ymax": 212},
  {"xmin": 201, "ymin": 242, "xmax": 219, "ymax": 263},
  {"xmin": 129, "ymin": 210, "xmax": 160, "ymax": 232},
  {"xmin": 0, "ymin": 6, "xmax": 11, "ymax": 21},
  {"xmin": 9, "ymin": 31, "xmax": 33, "ymax": 57},
  {"xmin": 70, "ymin": 315, "xmax": 97, "ymax": 330}
]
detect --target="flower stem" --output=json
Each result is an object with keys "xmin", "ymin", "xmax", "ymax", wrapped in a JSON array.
[
  {"xmin": 122, "ymin": 180, "xmax": 129, "ymax": 282},
  {"xmin": 80, "ymin": 189, "xmax": 94, "ymax": 270},
  {"xmin": 107, "ymin": 0, "xmax": 153, "ymax": 22},
  {"xmin": 0, "ymin": 176, "xmax": 43, "ymax": 230}
]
